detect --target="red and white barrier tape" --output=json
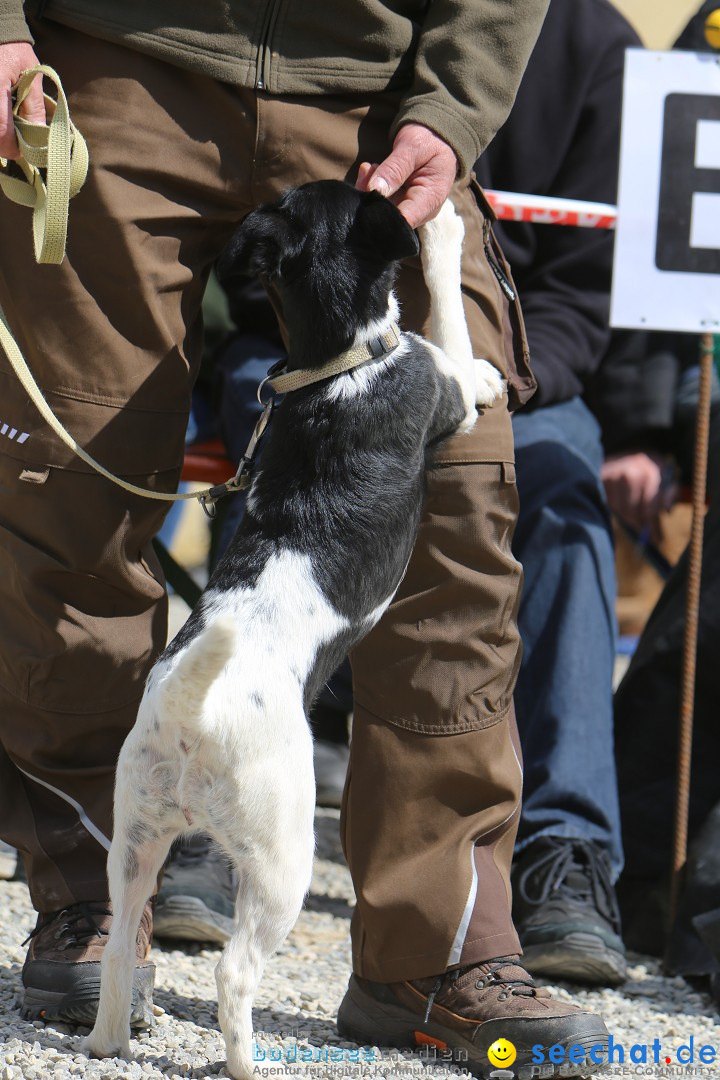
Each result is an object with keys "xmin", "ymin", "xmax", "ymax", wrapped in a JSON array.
[{"xmin": 485, "ymin": 189, "xmax": 617, "ymax": 230}]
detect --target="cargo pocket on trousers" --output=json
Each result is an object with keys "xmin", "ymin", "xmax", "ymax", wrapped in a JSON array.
[
  {"xmin": 0, "ymin": 449, "xmax": 175, "ymax": 715},
  {"xmin": 350, "ymin": 459, "xmax": 523, "ymax": 735},
  {"xmin": 470, "ymin": 178, "xmax": 536, "ymax": 411}
]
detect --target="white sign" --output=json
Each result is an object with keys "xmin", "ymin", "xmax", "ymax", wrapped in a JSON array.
[{"xmin": 611, "ymin": 50, "xmax": 720, "ymax": 333}]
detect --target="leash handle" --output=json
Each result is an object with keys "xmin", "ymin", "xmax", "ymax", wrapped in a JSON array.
[
  {"xmin": 0, "ymin": 65, "xmax": 89, "ymax": 264},
  {"xmin": 0, "ymin": 66, "xmax": 240, "ymax": 506}
]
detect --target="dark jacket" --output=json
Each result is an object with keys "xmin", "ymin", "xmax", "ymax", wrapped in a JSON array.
[{"xmin": 475, "ymin": 0, "xmax": 641, "ymax": 409}]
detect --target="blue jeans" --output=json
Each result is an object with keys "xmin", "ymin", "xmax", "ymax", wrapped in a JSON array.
[{"xmin": 512, "ymin": 397, "xmax": 623, "ymax": 878}]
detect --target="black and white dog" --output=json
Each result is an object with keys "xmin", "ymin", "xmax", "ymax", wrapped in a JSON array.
[{"xmin": 83, "ymin": 180, "xmax": 503, "ymax": 1079}]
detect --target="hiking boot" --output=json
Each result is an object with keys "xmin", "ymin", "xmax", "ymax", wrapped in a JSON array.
[
  {"xmin": 153, "ymin": 835, "xmax": 236, "ymax": 944},
  {"xmin": 337, "ymin": 956, "xmax": 609, "ymax": 1078},
  {"xmin": 22, "ymin": 900, "xmax": 154, "ymax": 1028},
  {"xmin": 512, "ymin": 837, "xmax": 627, "ymax": 986}
]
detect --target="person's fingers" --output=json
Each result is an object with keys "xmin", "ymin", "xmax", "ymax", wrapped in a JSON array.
[
  {"xmin": 394, "ymin": 183, "xmax": 443, "ymax": 229},
  {"xmin": 0, "ymin": 82, "xmax": 17, "ymax": 158},
  {"xmin": 365, "ymin": 143, "xmax": 416, "ymax": 198},
  {"xmin": 0, "ymin": 43, "xmax": 45, "ymax": 159},
  {"xmin": 16, "ymin": 71, "xmax": 46, "ymax": 125},
  {"xmin": 355, "ymin": 161, "xmax": 377, "ymax": 192}
]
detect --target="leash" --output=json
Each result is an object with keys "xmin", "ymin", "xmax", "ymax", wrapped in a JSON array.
[
  {"xmin": 199, "ymin": 323, "xmax": 402, "ymax": 516},
  {"xmin": 0, "ymin": 67, "xmax": 402, "ymax": 516},
  {"xmin": 0, "ymin": 66, "xmax": 235, "ymax": 508}
]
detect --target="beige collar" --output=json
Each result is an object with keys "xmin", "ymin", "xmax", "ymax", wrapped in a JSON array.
[{"xmin": 267, "ymin": 322, "xmax": 401, "ymax": 395}]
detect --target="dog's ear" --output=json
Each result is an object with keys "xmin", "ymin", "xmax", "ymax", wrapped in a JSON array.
[
  {"xmin": 355, "ymin": 192, "xmax": 420, "ymax": 262},
  {"xmin": 218, "ymin": 209, "xmax": 303, "ymax": 282}
]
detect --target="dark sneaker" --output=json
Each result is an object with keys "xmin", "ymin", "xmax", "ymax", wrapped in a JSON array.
[
  {"xmin": 22, "ymin": 900, "xmax": 154, "ymax": 1028},
  {"xmin": 153, "ymin": 835, "xmax": 236, "ymax": 944},
  {"xmin": 337, "ymin": 956, "xmax": 609, "ymax": 1078},
  {"xmin": 512, "ymin": 837, "xmax": 627, "ymax": 986}
]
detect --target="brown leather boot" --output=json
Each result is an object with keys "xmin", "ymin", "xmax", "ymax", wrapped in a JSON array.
[
  {"xmin": 22, "ymin": 900, "xmax": 155, "ymax": 1028},
  {"xmin": 337, "ymin": 956, "xmax": 609, "ymax": 1078}
]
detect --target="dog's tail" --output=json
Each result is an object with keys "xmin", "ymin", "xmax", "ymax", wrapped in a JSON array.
[
  {"xmin": 157, "ymin": 616, "xmax": 237, "ymax": 727},
  {"xmin": 419, "ymin": 200, "xmax": 474, "ymax": 366}
]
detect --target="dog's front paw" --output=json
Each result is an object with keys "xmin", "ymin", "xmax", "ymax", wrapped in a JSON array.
[
  {"xmin": 419, "ymin": 200, "xmax": 464, "ymax": 270},
  {"xmin": 474, "ymin": 358, "xmax": 505, "ymax": 407},
  {"xmin": 81, "ymin": 1030, "xmax": 131, "ymax": 1061}
]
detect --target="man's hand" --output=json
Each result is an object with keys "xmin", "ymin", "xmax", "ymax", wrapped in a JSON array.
[
  {"xmin": 601, "ymin": 451, "xmax": 677, "ymax": 535},
  {"xmin": 356, "ymin": 122, "xmax": 458, "ymax": 229},
  {"xmin": 0, "ymin": 42, "xmax": 45, "ymax": 160}
]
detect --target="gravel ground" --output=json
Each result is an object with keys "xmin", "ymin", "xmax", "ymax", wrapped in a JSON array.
[
  {"xmin": 1, "ymin": 809, "xmax": 719, "ymax": 1080},
  {"xmin": 2, "ymin": 601, "xmax": 717, "ymax": 1078}
]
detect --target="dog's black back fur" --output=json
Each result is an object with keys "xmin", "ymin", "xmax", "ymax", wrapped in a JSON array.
[{"xmin": 169, "ymin": 181, "xmax": 467, "ymax": 706}]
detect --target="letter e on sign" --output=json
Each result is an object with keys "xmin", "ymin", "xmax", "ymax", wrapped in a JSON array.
[
  {"xmin": 656, "ymin": 93, "xmax": 720, "ymax": 272},
  {"xmin": 611, "ymin": 50, "xmax": 720, "ymax": 332}
]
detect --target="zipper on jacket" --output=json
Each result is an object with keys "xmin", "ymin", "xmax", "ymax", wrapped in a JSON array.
[
  {"xmin": 255, "ymin": 0, "xmax": 282, "ymax": 90},
  {"xmin": 482, "ymin": 219, "xmax": 516, "ymax": 302}
]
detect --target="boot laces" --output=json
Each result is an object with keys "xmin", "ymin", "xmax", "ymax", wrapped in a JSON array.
[
  {"xmin": 517, "ymin": 838, "xmax": 620, "ymax": 931},
  {"xmin": 23, "ymin": 901, "xmax": 111, "ymax": 950},
  {"xmin": 422, "ymin": 957, "xmax": 537, "ymax": 1023}
]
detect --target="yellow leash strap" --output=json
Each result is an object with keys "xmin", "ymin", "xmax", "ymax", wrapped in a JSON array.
[
  {"xmin": 0, "ymin": 304, "xmax": 237, "ymax": 503},
  {"xmin": 0, "ymin": 65, "xmax": 88, "ymax": 264},
  {"xmin": 0, "ymin": 66, "xmax": 230, "ymax": 504}
]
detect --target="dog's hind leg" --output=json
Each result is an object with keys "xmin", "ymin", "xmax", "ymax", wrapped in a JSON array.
[
  {"xmin": 83, "ymin": 779, "xmax": 174, "ymax": 1060},
  {"xmin": 213, "ymin": 786, "xmax": 315, "ymax": 1079},
  {"xmin": 420, "ymin": 200, "xmax": 504, "ymax": 412}
]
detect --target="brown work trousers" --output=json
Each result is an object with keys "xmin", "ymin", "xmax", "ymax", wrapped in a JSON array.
[{"xmin": 0, "ymin": 21, "xmax": 525, "ymax": 982}]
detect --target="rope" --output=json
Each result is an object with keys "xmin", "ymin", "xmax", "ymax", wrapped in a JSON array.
[{"xmin": 0, "ymin": 65, "xmax": 88, "ymax": 264}]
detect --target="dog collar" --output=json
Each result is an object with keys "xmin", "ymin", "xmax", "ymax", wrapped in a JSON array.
[
  {"xmin": 266, "ymin": 322, "xmax": 401, "ymax": 395},
  {"xmin": 199, "ymin": 322, "xmax": 401, "ymax": 518}
]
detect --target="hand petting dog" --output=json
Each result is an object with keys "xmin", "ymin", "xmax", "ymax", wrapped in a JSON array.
[{"xmin": 356, "ymin": 122, "xmax": 458, "ymax": 228}]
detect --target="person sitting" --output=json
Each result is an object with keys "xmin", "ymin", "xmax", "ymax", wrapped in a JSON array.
[{"xmin": 474, "ymin": 0, "xmax": 640, "ymax": 987}]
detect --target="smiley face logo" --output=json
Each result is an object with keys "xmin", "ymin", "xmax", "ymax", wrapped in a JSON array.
[
  {"xmin": 488, "ymin": 1038, "xmax": 517, "ymax": 1068},
  {"xmin": 705, "ymin": 8, "xmax": 720, "ymax": 50}
]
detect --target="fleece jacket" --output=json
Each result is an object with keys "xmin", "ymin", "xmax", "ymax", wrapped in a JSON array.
[{"xmin": 0, "ymin": 0, "xmax": 550, "ymax": 176}]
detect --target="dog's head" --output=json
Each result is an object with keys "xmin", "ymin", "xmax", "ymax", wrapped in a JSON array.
[
  {"xmin": 219, "ymin": 180, "xmax": 419, "ymax": 282},
  {"xmin": 217, "ymin": 181, "xmax": 419, "ymax": 359}
]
